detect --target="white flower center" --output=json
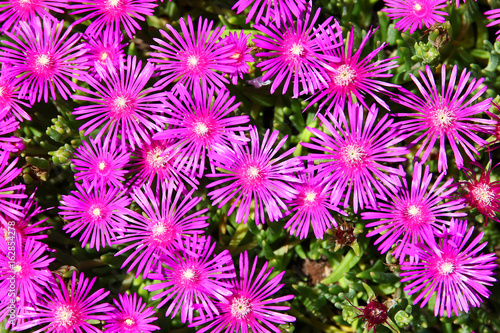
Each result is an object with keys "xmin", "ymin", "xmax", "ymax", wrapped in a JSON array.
[
  {"xmin": 13, "ymin": 264, "xmax": 22, "ymax": 273},
  {"xmin": 124, "ymin": 318, "xmax": 134, "ymax": 326},
  {"xmin": 91, "ymin": 207, "xmax": 102, "ymax": 218},
  {"xmin": 100, "ymin": 52, "xmax": 109, "ymax": 61},
  {"xmin": 193, "ymin": 122, "xmax": 209, "ymax": 136},
  {"xmin": 413, "ymin": 3, "xmax": 422, "ymax": 11},
  {"xmin": 37, "ymin": 54, "xmax": 51, "ymax": 67},
  {"xmin": 113, "ymin": 97, "xmax": 128, "ymax": 109},
  {"xmin": 341, "ymin": 144, "xmax": 366, "ymax": 165},
  {"xmin": 230, "ymin": 297, "xmax": 252, "ymax": 319},
  {"xmin": 247, "ymin": 166, "xmax": 260, "ymax": 178},
  {"xmin": 54, "ymin": 305, "xmax": 76, "ymax": 328},
  {"xmin": 332, "ymin": 64, "xmax": 357, "ymax": 87},
  {"xmin": 407, "ymin": 205, "xmax": 420, "ymax": 216},
  {"xmin": 304, "ymin": 191, "xmax": 317, "ymax": 203},
  {"xmin": 187, "ymin": 55, "xmax": 199, "ymax": 69},
  {"xmin": 146, "ymin": 147, "xmax": 168, "ymax": 170},
  {"xmin": 106, "ymin": 0, "xmax": 120, "ymax": 7},
  {"xmin": 290, "ymin": 43, "xmax": 305, "ymax": 56},
  {"xmin": 472, "ymin": 183, "xmax": 494, "ymax": 206},
  {"xmin": 438, "ymin": 261, "xmax": 455, "ymax": 275},
  {"xmin": 431, "ymin": 106, "xmax": 455, "ymax": 129},
  {"xmin": 98, "ymin": 161, "xmax": 106, "ymax": 171}
]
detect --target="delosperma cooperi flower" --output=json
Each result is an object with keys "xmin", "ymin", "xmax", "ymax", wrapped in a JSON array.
[
  {"xmin": 392, "ymin": 65, "xmax": 495, "ymax": 173},
  {"xmin": 207, "ymin": 126, "xmax": 303, "ymax": 225},
  {"xmin": 302, "ymin": 102, "xmax": 409, "ymax": 214},
  {"xmin": 401, "ymin": 220, "xmax": 497, "ymax": 317},
  {"xmin": 0, "ymin": 152, "xmax": 26, "ymax": 219},
  {"xmin": 145, "ymin": 236, "xmax": 235, "ymax": 323},
  {"xmin": 0, "ymin": 115, "xmax": 22, "ymax": 153},
  {"xmin": 382, "ymin": 0, "xmax": 448, "ymax": 34},
  {"xmin": 103, "ymin": 293, "xmax": 160, "ymax": 333},
  {"xmin": 0, "ymin": 0, "xmax": 67, "ymax": 32},
  {"xmin": 231, "ymin": 0, "xmax": 307, "ymax": 28},
  {"xmin": 361, "ymin": 162, "xmax": 467, "ymax": 262},
  {"xmin": 0, "ymin": 17, "xmax": 88, "ymax": 104},
  {"xmin": 220, "ymin": 31, "xmax": 255, "ymax": 85},
  {"xmin": 0, "ymin": 66, "xmax": 31, "ymax": 121}
]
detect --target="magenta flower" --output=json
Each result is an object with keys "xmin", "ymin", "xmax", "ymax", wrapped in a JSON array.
[
  {"xmin": 0, "ymin": 115, "xmax": 22, "ymax": 153},
  {"xmin": 103, "ymin": 293, "xmax": 159, "ymax": 333},
  {"xmin": 0, "ymin": 236, "xmax": 54, "ymax": 307},
  {"xmin": 73, "ymin": 135, "xmax": 130, "ymax": 189},
  {"xmin": 0, "ymin": 0, "xmax": 66, "ymax": 32},
  {"xmin": 153, "ymin": 86, "xmax": 250, "ymax": 178},
  {"xmin": 486, "ymin": 8, "xmax": 500, "ymax": 40},
  {"xmin": 59, "ymin": 182, "xmax": 133, "ymax": 251},
  {"xmin": 128, "ymin": 135, "xmax": 199, "ymax": 189},
  {"xmin": 82, "ymin": 29, "xmax": 128, "ymax": 77},
  {"xmin": 361, "ymin": 162, "xmax": 467, "ymax": 262},
  {"xmin": 220, "ymin": 31, "xmax": 255, "ymax": 85},
  {"xmin": 73, "ymin": 55, "xmax": 167, "ymax": 150},
  {"xmin": 191, "ymin": 251, "xmax": 295, "ymax": 332},
  {"xmin": 401, "ymin": 220, "xmax": 497, "ymax": 317},
  {"xmin": 16, "ymin": 271, "xmax": 113, "ymax": 332},
  {"xmin": 457, "ymin": 161, "xmax": 500, "ymax": 224},
  {"xmin": 114, "ymin": 181, "xmax": 209, "ymax": 278},
  {"xmin": 145, "ymin": 236, "xmax": 235, "ymax": 323},
  {"xmin": 150, "ymin": 16, "xmax": 236, "ymax": 93},
  {"xmin": 0, "ymin": 17, "xmax": 88, "ymax": 104},
  {"xmin": 302, "ymin": 102, "xmax": 409, "ymax": 213},
  {"xmin": 0, "ymin": 153, "xmax": 26, "ymax": 219},
  {"xmin": 0, "ymin": 66, "xmax": 31, "ymax": 121},
  {"xmin": 393, "ymin": 65, "xmax": 494, "ymax": 173},
  {"xmin": 207, "ymin": 126, "xmax": 303, "ymax": 225},
  {"xmin": 254, "ymin": 8, "xmax": 339, "ymax": 97},
  {"xmin": 69, "ymin": 0, "xmax": 157, "ymax": 38},
  {"xmin": 306, "ymin": 23, "xmax": 399, "ymax": 116},
  {"xmin": 284, "ymin": 165, "xmax": 347, "ymax": 239},
  {"xmin": 382, "ymin": 0, "xmax": 448, "ymax": 34},
  {"xmin": 232, "ymin": 0, "xmax": 307, "ymax": 28}
]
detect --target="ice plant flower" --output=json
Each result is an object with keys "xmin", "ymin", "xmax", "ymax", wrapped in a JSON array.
[
  {"xmin": 207, "ymin": 126, "xmax": 303, "ymax": 225},
  {"xmin": 150, "ymin": 16, "xmax": 236, "ymax": 93},
  {"xmin": 284, "ymin": 164, "xmax": 347, "ymax": 239},
  {"xmin": 401, "ymin": 220, "xmax": 497, "ymax": 317},
  {"xmin": 82, "ymin": 29, "xmax": 128, "ymax": 77},
  {"xmin": 0, "ymin": 115, "xmax": 22, "ymax": 153},
  {"xmin": 128, "ymin": 135, "xmax": 199, "ymax": 189},
  {"xmin": 191, "ymin": 251, "xmax": 295, "ymax": 332},
  {"xmin": 73, "ymin": 135, "xmax": 130, "ymax": 189},
  {"xmin": 0, "ymin": 236, "xmax": 54, "ymax": 307},
  {"xmin": 153, "ymin": 86, "xmax": 250, "ymax": 178},
  {"xmin": 392, "ymin": 65, "xmax": 494, "ymax": 173},
  {"xmin": 361, "ymin": 162, "xmax": 467, "ymax": 262},
  {"xmin": 59, "ymin": 182, "xmax": 133, "ymax": 251},
  {"xmin": 0, "ymin": 17, "xmax": 87, "ymax": 104},
  {"xmin": 232, "ymin": 0, "xmax": 307, "ymax": 28},
  {"xmin": 114, "ymin": 181, "xmax": 209, "ymax": 278},
  {"xmin": 73, "ymin": 55, "xmax": 167, "ymax": 150},
  {"xmin": 145, "ymin": 236, "xmax": 235, "ymax": 323},
  {"xmin": 16, "ymin": 271, "xmax": 113, "ymax": 332},
  {"xmin": 0, "ymin": 153, "xmax": 26, "ymax": 219},
  {"xmin": 0, "ymin": 0, "xmax": 67, "ymax": 32},
  {"xmin": 254, "ymin": 7, "xmax": 339, "ymax": 97},
  {"xmin": 0, "ymin": 66, "xmax": 31, "ymax": 121},
  {"xmin": 103, "ymin": 293, "xmax": 160, "ymax": 333},
  {"xmin": 302, "ymin": 102, "xmax": 409, "ymax": 213},
  {"xmin": 69, "ymin": 0, "xmax": 157, "ymax": 38},
  {"xmin": 457, "ymin": 161, "xmax": 500, "ymax": 224},
  {"xmin": 220, "ymin": 31, "xmax": 255, "ymax": 85},
  {"xmin": 382, "ymin": 0, "xmax": 448, "ymax": 34},
  {"xmin": 306, "ymin": 23, "xmax": 399, "ymax": 116}
]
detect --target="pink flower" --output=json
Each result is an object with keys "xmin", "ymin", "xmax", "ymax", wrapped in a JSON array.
[
  {"xmin": 0, "ymin": 17, "xmax": 88, "ymax": 104},
  {"xmin": 191, "ymin": 251, "xmax": 295, "ymax": 332},
  {"xmin": 486, "ymin": 8, "xmax": 500, "ymax": 40},
  {"xmin": 401, "ymin": 220, "xmax": 497, "ymax": 317},
  {"xmin": 0, "ymin": 153, "xmax": 26, "ymax": 219},
  {"xmin": 69, "ymin": 0, "xmax": 157, "ymax": 38},
  {"xmin": 82, "ymin": 29, "xmax": 128, "ymax": 77},
  {"xmin": 382, "ymin": 0, "xmax": 448, "ymax": 34},
  {"xmin": 145, "ymin": 236, "xmax": 235, "ymax": 323},
  {"xmin": 150, "ymin": 16, "xmax": 236, "ymax": 93},
  {"xmin": 103, "ymin": 293, "xmax": 159, "ymax": 333},
  {"xmin": 393, "ymin": 65, "xmax": 495, "ymax": 173},
  {"xmin": 220, "ymin": 31, "xmax": 255, "ymax": 85},
  {"xmin": 0, "ymin": 0, "xmax": 66, "ymax": 32},
  {"xmin": 0, "ymin": 115, "xmax": 22, "ymax": 153},
  {"xmin": 0, "ymin": 66, "xmax": 31, "ymax": 121},
  {"xmin": 207, "ymin": 126, "xmax": 303, "ymax": 225},
  {"xmin": 232, "ymin": 0, "xmax": 307, "ymax": 28}
]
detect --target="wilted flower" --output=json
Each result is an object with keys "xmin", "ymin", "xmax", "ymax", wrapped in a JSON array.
[{"xmin": 103, "ymin": 293, "xmax": 160, "ymax": 333}]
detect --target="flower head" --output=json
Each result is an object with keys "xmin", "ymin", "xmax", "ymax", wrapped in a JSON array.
[
  {"xmin": 361, "ymin": 162, "xmax": 467, "ymax": 262},
  {"xmin": 0, "ymin": 153, "xmax": 26, "ymax": 219},
  {"xmin": 302, "ymin": 102, "xmax": 409, "ymax": 213},
  {"xmin": 220, "ymin": 31, "xmax": 255, "ymax": 85},
  {"xmin": 191, "ymin": 251, "xmax": 295, "ymax": 332},
  {"xmin": 153, "ymin": 86, "xmax": 250, "ymax": 178},
  {"xmin": 393, "ymin": 65, "xmax": 494, "ymax": 173},
  {"xmin": 150, "ymin": 16, "xmax": 236, "ymax": 93},
  {"xmin": 59, "ymin": 182, "xmax": 133, "ymax": 251},
  {"xmin": 73, "ymin": 135, "xmax": 130, "ymax": 189},
  {"xmin": 254, "ymin": 8, "xmax": 340, "ymax": 97},
  {"xmin": 82, "ymin": 29, "xmax": 128, "ymax": 77},
  {"xmin": 401, "ymin": 220, "xmax": 497, "ymax": 317},
  {"xmin": 114, "ymin": 181, "xmax": 209, "ymax": 278},
  {"xmin": 73, "ymin": 55, "xmax": 167, "ymax": 150},
  {"xmin": 0, "ymin": 0, "xmax": 67, "ymax": 32},
  {"xmin": 306, "ymin": 23, "xmax": 399, "ymax": 116},
  {"xmin": 0, "ymin": 115, "xmax": 22, "ymax": 153},
  {"xmin": 103, "ymin": 293, "xmax": 159, "ymax": 333},
  {"xmin": 207, "ymin": 126, "xmax": 303, "ymax": 224},
  {"xmin": 69, "ymin": 0, "xmax": 157, "ymax": 38},
  {"xmin": 232, "ymin": 0, "xmax": 307, "ymax": 28},
  {"xmin": 15, "ymin": 271, "xmax": 113, "ymax": 332},
  {"xmin": 145, "ymin": 236, "xmax": 235, "ymax": 323},
  {"xmin": 0, "ymin": 17, "xmax": 88, "ymax": 104},
  {"xmin": 0, "ymin": 66, "xmax": 31, "ymax": 121},
  {"xmin": 382, "ymin": 0, "xmax": 448, "ymax": 34}
]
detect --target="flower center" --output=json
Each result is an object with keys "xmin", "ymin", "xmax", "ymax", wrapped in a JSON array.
[
  {"xmin": 438, "ymin": 260, "xmax": 455, "ymax": 275},
  {"xmin": 124, "ymin": 318, "xmax": 135, "ymax": 327},
  {"xmin": 146, "ymin": 147, "xmax": 168, "ymax": 170},
  {"xmin": 100, "ymin": 52, "xmax": 109, "ymax": 61},
  {"xmin": 402, "ymin": 203, "xmax": 428, "ymax": 227},
  {"xmin": 98, "ymin": 161, "xmax": 106, "ymax": 171},
  {"xmin": 187, "ymin": 55, "xmax": 199, "ymax": 69},
  {"xmin": 230, "ymin": 51, "xmax": 243, "ymax": 61},
  {"xmin": 230, "ymin": 296, "xmax": 252, "ymax": 319},
  {"xmin": 89, "ymin": 205, "xmax": 104, "ymax": 220},
  {"xmin": 193, "ymin": 121, "xmax": 209, "ymax": 136},
  {"xmin": 332, "ymin": 64, "xmax": 357, "ymax": 87},
  {"xmin": 54, "ymin": 304, "xmax": 76, "ymax": 328},
  {"xmin": 471, "ymin": 183, "xmax": 495, "ymax": 206},
  {"xmin": 110, "ymin": 94, "xmax": 135, "ymax": 117},
  {"xmin": 305, "ymin": 191, "xmax": 316, "ymax": 203},
  {"xmin": 340, "ymin": 143, "xmax": 366, "ymax": 166},
  {"xmin": 290, "ymin": 43, "xmax": 305, "ymax": 57},
  {"xmin": 32, "ymin": 53, "xmax": 55, "ymax": 75},
  {"xmin": 431, "ymin": 106, "xmax": 456, "ymax": 131},
  {"xmin": 106, "ymin": 0, "xmax": 120, "ymax": 7},
  {"xmin": 412, "ymin": 2, "xmax": 426, "ymax": 15},
  {"xmin": 13, "ymin": 264, "xmax": 22, "ymax": 274},
  {"xmin": 150, "ymin": 220, "xmax": 176, "ymax": 246}
]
